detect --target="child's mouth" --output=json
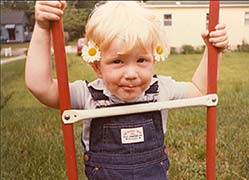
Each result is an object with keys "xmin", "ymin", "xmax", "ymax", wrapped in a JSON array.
[{"xmin": 120, "ymin": 85, "xmax": 137, "ymax": 91}]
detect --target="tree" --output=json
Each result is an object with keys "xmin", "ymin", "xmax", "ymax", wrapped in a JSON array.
[
  {"xmin": 1, "ymin": 1, "xmax": 35, "ymax": 11},
  {"xmin": 74, "ymin": 0, "xmax": 101, "ymax": 9},
  {"xmin": 62, "ymin": 2, "xmax": 95, "ymax": 41},
  {"xmin": 1, "ymin": 1, "xmax": 101, "ymax": 41}
]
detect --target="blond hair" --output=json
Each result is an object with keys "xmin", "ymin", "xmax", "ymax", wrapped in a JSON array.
[{"xmin": 85, "ymin": 1, "xmax": 170, "ymax": 55}]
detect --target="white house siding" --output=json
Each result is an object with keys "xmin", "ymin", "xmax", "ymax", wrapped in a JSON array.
[
  {"xmin": 220, "ymin": 6, "xmax": 249, "ymax": 49},
  {"xmin": 143, "ymin": 4, "xmax": 249, "ymax": 50}
]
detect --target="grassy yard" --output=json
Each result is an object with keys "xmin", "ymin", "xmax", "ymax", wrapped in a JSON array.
[{"xmin": 1, "ymin": 52, "xmax": 248, "ymax": 180}]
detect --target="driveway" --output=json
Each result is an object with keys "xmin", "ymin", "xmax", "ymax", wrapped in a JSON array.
[
  {"xmin": 1, "ymin": 45, "xmax": 77, "ymax": 65},
  {"xmin": 1, "ymin": 54, "xmax": 27, "ymax": 64},
  {"xmin": 1, "ymin": 47, "xmax": 27, "ymax": 65}
]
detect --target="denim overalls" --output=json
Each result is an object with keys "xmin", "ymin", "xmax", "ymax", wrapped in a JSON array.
[{"xmin": 83, "ymin": 81, "xmax": 170, "ymax": 180}]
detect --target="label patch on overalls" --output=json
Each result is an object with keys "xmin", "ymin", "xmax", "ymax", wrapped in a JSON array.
[{"xmin": 121, "ymin": 127, "xmax": 144, "ymax": 144}]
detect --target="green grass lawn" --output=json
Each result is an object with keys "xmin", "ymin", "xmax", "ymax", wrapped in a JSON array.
[{"xmin": 1, "ymin": 52, "xmax": 248, "ymax": 180}]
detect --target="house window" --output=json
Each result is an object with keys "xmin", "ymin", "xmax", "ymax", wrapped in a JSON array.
[
  {"xmin": 164, "ymin": 14, "xmax": 172, "ymax": 26},
  {"xmin": 206, "ymin": 13, "xmax": 209, "ymax": 29},
  {"xmin": 245, "ymin": 12, "xmax": 249, "ymax": 25}
]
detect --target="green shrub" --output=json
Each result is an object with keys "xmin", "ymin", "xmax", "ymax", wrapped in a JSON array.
[
  {"xmin": 181, "ymin": 45, "xmax": 195, "ymax": 54},
  {"xmin": 237, "ymin": 42, "xmax": 249, "ymax": 52},
  {"xmin": 170, "ymin": 47, "xmax": 178, "ymax": 54},
  {"xmin": 194, "ymin": 45, "xmax": 205, "ymax": 54}
]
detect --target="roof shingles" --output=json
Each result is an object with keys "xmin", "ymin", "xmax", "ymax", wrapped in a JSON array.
[{"xmin": 1, "ymin": 11, "xmax": 27, "ymax": 25}]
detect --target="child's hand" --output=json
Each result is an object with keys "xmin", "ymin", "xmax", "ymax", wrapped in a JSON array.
[
  {"xmin": 35, "ymin": 1, "xmax": 67, "ymax": 30},
  {"xmin": 201, "ymin": 23, "xmax": 229, "ymax": 51}
]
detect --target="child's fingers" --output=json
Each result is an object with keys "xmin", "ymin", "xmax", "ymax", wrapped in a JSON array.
[
  {"xmin": 201, "ymin": 30, "xmax": 209, "ymax": 38},
  {"xmin": 209, "ymin": 33, "xmax": 228, "ymax": 44},
  {"xmin": 60, "ymin": 1, "xmax": 67, "ymax": 10},
  {"xmin": 201, "ymin": 30, "xmax": 209, "ymax": 45},
  {"xmin": 35, "ymin": 9, "xmax": 61, "ymax": 22},
  {"xmin": 215, "ymin": 23, "xmax": 226, "ymax": 30},
  {"xmin": 209, "ymin": 28, "xmax": 227, "ymax": 38},
  {"xmin": 208, "ymin": 25, "xmax": 229, "ymax": 49},
  {"xmin": 40, "ymin": 1, "xmax": 67, "ymax": 10},
  {"xmin": 38, "ymin": 1, "xmax": 63, "ymax": 8},
  {"xmin": 36, "ymin": 1, "xmax": 64, "ymax": 14},
  {"xmin": 211, "ymin": 35, "xmax": 229, "ymax": 49},
  {"xmin": 37, "ymin": 11, "xmax": 61, "ymax": 21},
  {"xmin": 35, "ymin": 1, "xmax": 64, "ymax": 21},
  {"xmin": 212, "ymin": 40, "xmax": 229, "ymax": 49},
  {"xmin": 39, "ymin": 5, "xmax": 64, "ymax": 17}
]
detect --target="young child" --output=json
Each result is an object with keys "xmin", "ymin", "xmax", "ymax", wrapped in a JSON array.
[{"xmin": 25, "ymin": 1, "xmax": 228, "ymax": 179}]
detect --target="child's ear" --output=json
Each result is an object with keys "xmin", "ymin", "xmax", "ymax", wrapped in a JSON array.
[{"xmin": 91, "ymin": 62, "xmax": 102, "ymax": 78}]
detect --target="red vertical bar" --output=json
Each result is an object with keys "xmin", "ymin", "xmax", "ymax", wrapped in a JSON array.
[
  {"xmin": 207, "ymin": 1, "xmax": 220, "ymax": 180},
  {"xmin": 51, "ymin": 19, "xmax": 78, "ymax": 180}
]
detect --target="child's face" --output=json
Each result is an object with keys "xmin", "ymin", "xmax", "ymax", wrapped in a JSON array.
[{"xmin": 93, "ymin": 37, "xmax": 154, "ymax": 101}]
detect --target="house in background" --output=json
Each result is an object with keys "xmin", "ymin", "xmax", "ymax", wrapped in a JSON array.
[
  {"xmin": 0, "ymin": 11, "xmax": 32, "ymax": 43},
  {"xmin": 142, "ymin": 1, "xmax": 249, "ymax": 50}
]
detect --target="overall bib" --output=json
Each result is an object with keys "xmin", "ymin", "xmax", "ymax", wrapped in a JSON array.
[{"xmin": 84, "ymin": 81, "xmax": 170, "ymax": 180}]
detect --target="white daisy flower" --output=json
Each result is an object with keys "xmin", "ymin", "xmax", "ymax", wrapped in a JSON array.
[
  {"xmin": 154, "ymin": 45, "xmax": 168, "ymax": 62},
  {"xmin": 81, "ymin": 41, "xmax": 101, "ymax": 63}
]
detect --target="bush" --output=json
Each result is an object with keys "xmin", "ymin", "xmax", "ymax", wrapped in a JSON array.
[
  {"xmin": 170, "ymin": 47, "xmax": 178, "ymax": 54},
  {"xmin": 62, "ymin": 3, "xmax": 93, "ymax": 41},
  {"xmin": 194, "ymin": 45, "xmax": 205, "ymax": 54},
  {"xmin": 237, "ymin": 42, "xmax": 249, "ymax": 52},
  {"xmin": 181, "ymin": 45, "xmax": 195, "ymax": 54}
]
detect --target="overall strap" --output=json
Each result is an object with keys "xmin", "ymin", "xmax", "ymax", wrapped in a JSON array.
[
  {"xmin": 86, "ymin": 81, "xmax": 109, "ymax": 101},
  {"xmin": 145, "ymin": 81, "xmax": 159, "ymax": 94}
]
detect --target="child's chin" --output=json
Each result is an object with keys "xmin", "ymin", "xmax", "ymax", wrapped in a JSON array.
[{"xmin": 119, "ymin": 95, "xmax": 140, "ymax": 102}]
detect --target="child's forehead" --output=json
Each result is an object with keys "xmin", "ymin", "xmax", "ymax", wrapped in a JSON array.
[{"xmin": 103, "ymin": 36, "xmax": 153, "ymax": 55}]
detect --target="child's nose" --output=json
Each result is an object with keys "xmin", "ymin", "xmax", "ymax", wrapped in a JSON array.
[{"xmin": 124, "ymin": 66, "xmax": 138, "ymax": 80}]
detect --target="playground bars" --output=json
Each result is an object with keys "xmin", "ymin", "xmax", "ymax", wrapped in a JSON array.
[
  {"xmin": 51, "ymin": 20, "xmax": 78, "ymax": 179},
  {"xmin": 207, "ymin": 1, "xmax": 220, "ymax": 180},
  {"xmin": 51, "ymin": 0, "xmax": 219, "ymax": 179}
]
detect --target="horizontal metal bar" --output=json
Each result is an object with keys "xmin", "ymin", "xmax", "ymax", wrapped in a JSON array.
[{"xmin": 62, "ymin": 94, "xmax": 218, "ymax": 124}]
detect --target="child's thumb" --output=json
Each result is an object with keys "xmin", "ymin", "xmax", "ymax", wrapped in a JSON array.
[{"xmin": 201, "ymin": 30, "xmax": 209, "ymax": 46}]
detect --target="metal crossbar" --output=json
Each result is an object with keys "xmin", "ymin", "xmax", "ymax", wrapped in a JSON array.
[{"xmin": 62, "ymin": 94, "xmax": 218, "ymax": 124}]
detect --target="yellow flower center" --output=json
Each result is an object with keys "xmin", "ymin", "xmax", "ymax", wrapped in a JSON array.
[
  {"xmin": 156, "ymin": 46, "xmax": 163, "ymax": 55},
  {"xmin": 88, "ymin": 48, "xmax": 97, "ymax": 56}
]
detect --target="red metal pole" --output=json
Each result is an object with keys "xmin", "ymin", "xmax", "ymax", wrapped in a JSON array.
[
  {"xmin": 207, "ymin": 1, "xmax": 220, "ymax": 180},
  {"xmin": 51, "ymin": 19, "xmax": 78, "ymax": 180}
]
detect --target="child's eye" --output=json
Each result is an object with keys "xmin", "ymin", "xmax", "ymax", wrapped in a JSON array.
[
  {"xmin": 113, "ymin": 59, "xmax": 122, "ymax": 64},
  {"xmin": 137, "ymin": 58, "xmax": 146, "ymax": 63}
]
